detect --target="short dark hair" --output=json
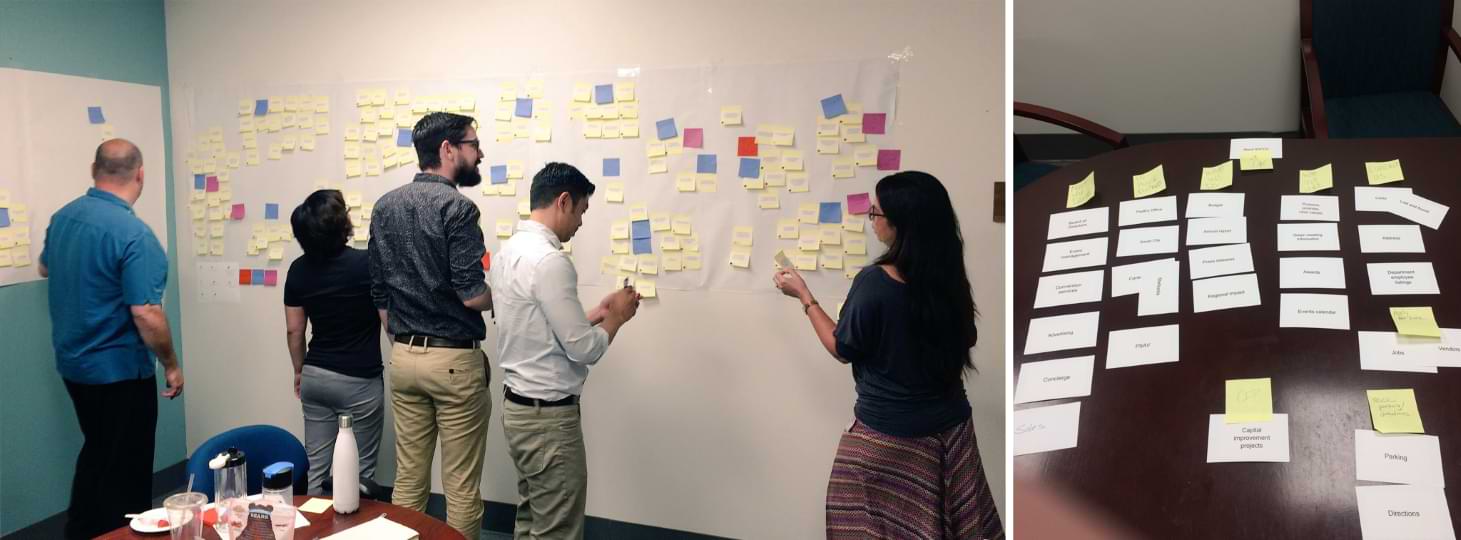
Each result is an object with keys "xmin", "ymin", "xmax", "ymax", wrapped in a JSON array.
[
  {"xmin": 291, "ymin": 190, "xmax": 352, "ymax": 258},
  {"xmin": 530, "ymin": 162, "xmax": 596, "ymax": 209},
  {"xmin": 412, "ymin": 112, "xmax": 476, "ymax": 170}
]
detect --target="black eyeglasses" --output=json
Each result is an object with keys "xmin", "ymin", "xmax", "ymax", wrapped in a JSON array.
[
  {"xmin": 868, "ymin": 210, "xmax": 885, "ymax": 219},
  {"xmin": 454, "ymin": 138, "xmax": 481, "ymax": 150}
]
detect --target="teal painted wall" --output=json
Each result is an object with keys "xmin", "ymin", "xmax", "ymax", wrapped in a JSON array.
[{"xmin": 0, "ymin": 0, "xmax": 182, "ymax": 535}]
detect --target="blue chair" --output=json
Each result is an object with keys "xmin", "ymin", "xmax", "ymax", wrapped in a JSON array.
[
  {"xmin": 1013, "ymin": 102, "xmax": 1128, "ymax": 191},
  {"xmin": 1302, "ymin": 0, "xmax": 1461, "ymax": 138},
  {"xmin": 185, "ymin": 425, "xmax": 309, "ymax": 502}
]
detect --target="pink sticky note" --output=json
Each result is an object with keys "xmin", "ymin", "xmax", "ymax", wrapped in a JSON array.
[
  {"xmin": 863, "ymin": 113, "xmax": 887, "ymax": 134},
  {"xmin": 847, "ymin": 193, "xmax": 872, "ymax": 214},
  {"xmin": 876, "ymin": 149, "xmax": 901, "ymax": 171},
  {"xmin": 230, "ymin": 204, "xmax": 245, "ymax": 220},
  {"xmin": 264, "ymin": 270, "xmax": 278, "ymax": 287},
  {"xmin": 205, "ymin": 177, "xmax": 220, "ymax": 192},
  {"xmin": 683, "ymin": 128, "xmax": 703, "ymax": 149}
]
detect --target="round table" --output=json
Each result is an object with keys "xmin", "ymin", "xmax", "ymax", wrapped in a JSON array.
[
  {"xmin": 97, "ymin": 495, "xmax": 466, "ymax": 539},
  {"xmin": 1013, "ymin": 138, "xmax": 1461, "ymax": 538}
]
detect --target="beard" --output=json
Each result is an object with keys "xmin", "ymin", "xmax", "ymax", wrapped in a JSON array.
[{"xmin": 455, "ymin": 157, "xmax": 483, "ymax": 187}]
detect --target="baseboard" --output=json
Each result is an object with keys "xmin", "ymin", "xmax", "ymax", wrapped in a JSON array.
[
  {"xmin": 2, "ymin": 460, "xmax": 188, "ymax": 540},
  {"xmin": 1017, "ymin": 130, "xmax": 1302, "ymax": 161}
]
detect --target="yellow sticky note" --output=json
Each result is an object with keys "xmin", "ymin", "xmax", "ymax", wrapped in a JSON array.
[
  {"xmin": 298, "ymin": 497, "xmax": 333, "ymax": 514},
  {"xmin": 1131, "ymin": 165, "xmax": 1165, "ymax": 198},
  {"xmin": 720, "ymin": 106, "xmax": 743, "ymax": 126},
  {"xmin": 1366, "ymin": 159, "xmax": 1404, "ymax": 185},
  {"xmin": 728, "ymin": 247, "xmax": 752, "ymax": 268},
  {"xmin": 760, "ymin": 191, "xmax": 785, "ymax": 208},
  {"xmin": 1239, "ymin": 149, "xmax": 1273, "ymax": 171},
  {"xmin": 1367, "ymin": 389, "xmax": 1424, "ymax": 433},
  {"xmin": 635, "ymin": 279, "xmax": 657, "ymax": 298},
  {"xmin": 731, "ymin": 226, "xmax": 754, "ymax": 247},
  {"xmin": 268, "ymin": 246, "xmax": 284, "ymax": 261},
  {"xmin": 1066, "ymin": 172, "xmax": 1095, "ymax": 208},
  {"xmin": 1390, "ymin": 307, "xmax": 1441, "ymax": 338},
  {"xmin": 605, "ymin": 183, "xmax": 624, "ymax": 203},
  {"xmin": 1298, "ymin": 163, "xmax": 1333, "ymax": 194},
  {"xmin": 1200, "ymin": 161, "xmax": 1234, "ymax": 191},
  {"xmin": 1224, "ymin": 378, "xmax": 1273, "ymax": 423}
]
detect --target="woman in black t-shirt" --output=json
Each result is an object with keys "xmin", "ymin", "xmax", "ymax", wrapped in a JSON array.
[
  {"xmin": 773, "ymin": 171, "xmax": 1004, "ymax": 539},
  {"xmin": 283, "ymin": 190, "xmax": 384, "ymax": 495}
]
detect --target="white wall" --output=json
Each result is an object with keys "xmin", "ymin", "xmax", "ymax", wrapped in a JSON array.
[
  {"xmin": 164, "ymin": 1, "xmax": 1005, "ymax": 538},
  {"xmin": 1015, "ymin": 1, "xmax": 1301, "ymax": 134}
]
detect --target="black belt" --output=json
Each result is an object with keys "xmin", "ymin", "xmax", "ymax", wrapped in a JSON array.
[
  {"xmin": 504, "ymin": 386, "xmax": 578, "ymax": 407},
  {"xmin": 394, "ymin": 335, "xmax": 479, "ymax": 349}
]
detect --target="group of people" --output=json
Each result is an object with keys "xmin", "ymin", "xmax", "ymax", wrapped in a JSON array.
[{"xmin": 42, "ymin": 111, "xmax": 1002, "ymax": 539}]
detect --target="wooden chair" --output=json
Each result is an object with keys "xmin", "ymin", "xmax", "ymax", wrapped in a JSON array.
[{"xmin": 1013, "ymin": 101, "xmax": 1128, "ymax": 191}]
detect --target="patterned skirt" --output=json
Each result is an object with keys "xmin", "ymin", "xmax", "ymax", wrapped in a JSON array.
[{"xmin": 826, "ymin": 417, "xmax": 1005, "ymax": 540}]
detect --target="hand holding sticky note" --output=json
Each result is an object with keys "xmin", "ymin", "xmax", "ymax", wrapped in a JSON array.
[
  {"xmin": 1200, "ymin": 161, "xmax": 1233, "ymax": 191},
  {"xmin": 1298, "ymin": 163, "xmax": 1333, "ymax": 194},
  {"xmin": 1390, "ymin": 307, "xmax": 1441, "ymax": 338},
  {"xmin": 1367, "ymin": 388, "xmax": 1424, "ymax": 433},
  {"xmin": 1365, "ymin": 159, "xmax": 1404, "ymax": 185},
  {"xmin": 1224, "ymin": 378, "xmax": 1273, "ymax": 423},
  {"xmin": 1240, "ymin": 149, "xmax": 1273, "ymax": 171},
  {"xmin": 1132, "ymin": 165, "xmax": 1165, "ymax": 198},
  {"xmin": 1066, "ymin": 172, "xmax": 1095, "ymax": 208}
]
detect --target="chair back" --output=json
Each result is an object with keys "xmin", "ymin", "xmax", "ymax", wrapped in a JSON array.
[
  {"xmin": 185, "ymin": 425, "xmax": 309, "ymax": 502},
  {"xmin": 1307, "ymin": 0, "xmax": 1453, "ymax": 97}
]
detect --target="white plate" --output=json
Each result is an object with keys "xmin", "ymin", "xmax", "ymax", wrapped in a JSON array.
[{"xmin": 129, "ymin": 506, "xmax": 183, "ymax": 533}]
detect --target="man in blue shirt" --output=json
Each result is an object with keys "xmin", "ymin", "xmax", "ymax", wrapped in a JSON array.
[{"xmin": 39, "ymin": 139, "xmax": 183, "ymax": 539}]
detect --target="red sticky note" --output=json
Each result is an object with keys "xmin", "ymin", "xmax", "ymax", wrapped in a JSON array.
[
  {"xmin": 737, "ymin": 136, "xmax": 757, "ymax": 157},
  {"xmin": 876, "ymin": 149, "xmax": 901, "ymax": 171},
  {"xmin": 481, "ymin": 251, "xmax": 491, "ymax": 270},
  {"xmin": 864, "ymin": 113, "xmax": 887, "ymax": 134},
  {"xmin": 230, "ymin": 204, "xmax": 245, "ymax": 220},
  {"xmin": 683, "ymin": 128, "xmax": 703, "ymax": 149},
  {"xmin": 238, "ymin": 269, "xmax": 251, "ymax": 285},
  {"xmin": 847, "ymin": 193, "xmax": 872, "ymax": 214},
  {"xmin": 264, "ymin": 270, "xmax": 278, "ymax": 286},
  {"xmin": 205, "ymin": 177, "xmax": 220, "ymax": 192}
]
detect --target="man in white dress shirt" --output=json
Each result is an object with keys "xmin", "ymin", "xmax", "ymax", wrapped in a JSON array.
[{"xmin": 489, "ymin": 162, "xmax": 641, "ymax": 539}]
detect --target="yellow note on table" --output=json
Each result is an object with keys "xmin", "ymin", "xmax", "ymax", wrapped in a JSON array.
[
  {"xmin": 1390, "ymin": 307, "xmax": 1441, "ymax": 338},
  {"xmin": 1239, "ymin": 149, "xmax": 1273, "ymax": 171},
  {"xmin": 1298, "ymin": 163, "xmax": 1333, "ymax": 194},
  {"xmin": 298, "ymin": 498, "xmax": 333, "ymax": 514},
  {"xmin": 1200, "ymin": 161, "xmax": 1234, "ymax": 191},
  {"xmin": 1066, "ymin": 172, "xmax": 1095, "ymax": 208},
  {"xmin": 1365, "ymin": 159, "xmax": 1404, "ymax": 185},
  {"xmin": 1367, "ymin": 389, "xmax": 1424, "ymax": 434},
  {"xmin": 1132, "ymin": 165, "xmax": 1166, "ymax": 198},
  {"xmin": 1224, "ymin": 378, "xmax": 1273, "ymax": 423}
]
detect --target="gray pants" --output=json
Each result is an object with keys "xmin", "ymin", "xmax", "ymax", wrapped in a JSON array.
[
  {"xmin": 300, "ymin": 364, "xmax": 384, "ymax": 495},
  {"xmin": 503, "ymin": 400, "xmax": 587, "ymax": 540}
]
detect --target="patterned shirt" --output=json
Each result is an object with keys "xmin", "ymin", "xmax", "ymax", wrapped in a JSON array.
[{"xmin": 369, "ymin": 173, "xmax": 487, "ymax": 340}]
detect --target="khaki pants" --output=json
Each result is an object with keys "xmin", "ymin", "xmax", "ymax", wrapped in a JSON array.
[
  {"xmin": 502, "ymin": 399, "xmax": 588, "ymax": 540},
  {"xmin": 388, "ymin": 342, "xmax": 491, "ymax": 539}
]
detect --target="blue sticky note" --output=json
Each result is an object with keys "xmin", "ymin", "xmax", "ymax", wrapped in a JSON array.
[
  {"xmin": 602, "ymin": 158, "xmax": 621, "ymax": 177},
  {"xmin": 631, "ymin": 220, "xmax": 651, "ymax": 240},
  {"xmin": 655, "ymin": 118, "xmax": 677, "ymax": 141},
  {"xmin": 515, "ymin": 98, "xmax": 533, "ymax": 118},
  {"xmin": 194, "ymin": 174, "xmax": 205, "ymax": 190},
  {"xmin": 632, "ymin": 237, "xmax": 653, "ymax": 255},
  {"xmin": 820, "ymin": 94, "xmax": 848, "ymax": 119},
  {"xmin": 738, "ymin": 158, "xmax": 760, "ymax": 179},
  {"xmin": 820, "ymin": 202, "xmax": 843, "ymax": 224},
  {"xmin": 87, "ymin": 106, "xmax": 105, "ymax": 124},
  {"xmin": 251, "ymin": 269, "xmax": 266, "ymax": 285},
  {"xmin": 265, "ymin": 204, "xmax": 279, "ymax": 220},
  {"xmin": 490, "ymin": 165, "xmax": 508, "ymax": 184},
  {"xmin": 696, "ymin": 154, "xmax": 717, "ymax": 174},
  {"xmin": 594, "ymin": 84, "xmax": 613, "ymax": 105},
  {"xmin": 254, "ymin": 99, "xmax": 268, "ymax": 116},
  {"xmin": 0, "ymin": 208, "xmax": 9, "ymax": 228},
  {"xmin": 396, "ymin": 128, "xmax": 412, "ymax": 147}
]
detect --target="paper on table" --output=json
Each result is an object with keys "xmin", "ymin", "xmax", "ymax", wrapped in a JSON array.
[
  {"xmin": 1033, "ymin": 269, "xmax": 1105, "ymax": 309},
  {"xmin": 1353, "ymin": 485, "xmax": 1455, "ymax": 540},
  {"xmin": 1368, "ymin": 389, "xmax": 1424, "ymax": 434},
  {"xmin": 1135, "ymin": 259, "xmax": 1179, "ymax": 316},
  {"xmin": 1105, "ymin": 324, "xmax": 1179, "ymax": 369},
  {"xmin": 1225, "ymin": 378, "xmax": 1272, "ymax": 423},
  {"xmin": 1357, "ymin": 225, "xmax": 1425, "ymax": 253},
  {"xmin": 1042, "ymin": 237, "xmax": 1109, "ymax": 272},
  {"xmin": 1132, "ymin": 165, "xmax": 1166, "ymax": 198},
  {"xmin": 1387, "ymin": 192, "xmax": 1448, "ymax": 230},
  {"xmin": 1354, "ymin": 186, "xmax": 1413, "ymax": 212},
  {"xmin": 1185, "ymin": 192, "xmax": 1243, "ymax": 218},
  {"xmin": 1188, "ymin": 243, "xmax": 1254, "ymax": 279},
  {"xmin": 1191, "ymin": 273, "xmax": 1261, "ymax": 313},
  {"xmin": 1366, "ymin": 262, "xmax": 1440, "ymax": 295},
  {"xmin": 1278, "ymin": 293, "xmax": 1350, "ymax": 330},
  {"xmin": 321, "ymin": 515, "xmax": 419, "ymax": 540},
  {"xmin": 298, "ymin": 498, "xmax": 333, "ymax": 514},
  {"xmin": 1047, "ymin": 207, "xmax": 1109, "ymax": 240},
  {"xmin": 1118, "ymin": 196, "xmax": 1178, "ymax": 226},
  {"xmin": 1067, "ymin": 172, "xmax": 1095, "ymax": 208},
  {"xmin": 1278, "ymin": 257, "xmax": 1346, "ymax": 289},
  {"xmin": 1013, "ymin": 356, "xmax": 1094, "ymax": 404},
  {"xmin": 1358, "ymin": 331, "xmax": 1440, "ymax": 374},
  {"xmin": 1297, "ymin": 163, "xmax": 1333, "ymax": 193},
  {"xmin": 1391, "ymin": 307, "xmax": 1441, "ymax": 337},
  {"xmin": 1354, "ymin": 430, "xmax": 1445, "ymax": 488},
  {"xmin": 1365, "ymin": 159, "xmax": 1405, "ymax": 185},
  {"xmin": 1409, "ymin": 328, "xmax": 1461, "ymax": 368},
  {"xmin": 1110, "ymin": 257, "xmax": 1176, "ymax": 297},
  {"xmin": 1229, "ymin": 138, "xmax": 1283, "ymax": 159},
  {"xmin": 1279, "ymin": 195, "xmax": 1340, "ymax": 221},
  {"xmin": 1239, "ymin": 149, "xmax": 1273, "ymax": 171},
  {"xmin": 1206, "ymin": 414, "xmax": 1290, "ymax": 463},
  {"xmin": 1199, "ymin": 160, "xmax": 1234, "ymax": 191},
  {"xmin": 1013, "ymin": 401, "xmax": 1081, "ymax": 456},
  {"xmin": 1023, "ymin": 311, "xmax": 1101, "ymax": 355},
  {"xmin": 1115, "ymin": 225, "xmax": 1178, "ymax": 257},
  {"xmin": 1277, "ymin": 222, "xmax": 1340, "ymax": 251},
  {"xmin": 1185, "ymin": 216, "xmax": 1246, "ymax": 246}
]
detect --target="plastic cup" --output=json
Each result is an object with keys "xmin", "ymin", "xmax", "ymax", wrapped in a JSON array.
[{"xmin": 164, "ymin": 491, "xmax": 206, "ymax": 540}]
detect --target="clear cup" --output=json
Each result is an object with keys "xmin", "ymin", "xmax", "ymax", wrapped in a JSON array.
[{"xmin": 164, "ymin": 491, "xmax": 206, "ymax": 540}]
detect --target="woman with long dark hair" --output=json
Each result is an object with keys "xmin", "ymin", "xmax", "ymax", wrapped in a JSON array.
[{"xmin": 773, "ymin": 171, "xmax": 1003, "ymax": 539}]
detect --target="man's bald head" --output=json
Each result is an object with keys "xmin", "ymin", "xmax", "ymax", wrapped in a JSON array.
[{"xmin": 92, "ymin": 139, "xmax": 143, "ymax": 183}]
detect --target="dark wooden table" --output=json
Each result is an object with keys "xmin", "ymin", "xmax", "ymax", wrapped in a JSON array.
[
  {"xmin": 1013, "ymin": 139, "xmax": 1461, "ymax": 539},
  {"xmin": 98, "ymin": 495, "xmax": 466, "ymax": 539}
]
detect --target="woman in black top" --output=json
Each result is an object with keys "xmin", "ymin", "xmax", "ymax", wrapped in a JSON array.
[
  {"xmin": 283, "ymin": 190, "xmax": 384, "ymax": 495},
  {"xmin": 774, "ymin": 171, "xmax": 1004, "ymax": 539}
]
